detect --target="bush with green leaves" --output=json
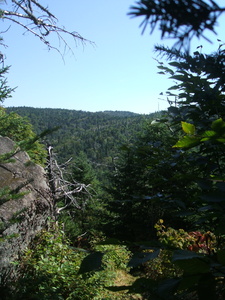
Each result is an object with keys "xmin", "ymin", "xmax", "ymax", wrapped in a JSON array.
[
  {"xmin": 0, "ymin": 65, "xmax": 47, "ymax": 166},
  {"xmin": 11, "ymin": 226, "xmax": 85, "ymax": 300},
  {"xmin": 94, "ymin": 242, "xmax": 131, "ymax": 272},
  {"xmin": 144, "ymin": 249, "xmax": 182, "ymax": 282},
  {"xmin": 0, "ymin": 106, "xmax": 47, "ymax": 165},
  {"xmin": 155, "ymin": 219, "xmax": 195, "ymax": 250},
  {"xmin": 7, "ymin": 224, "xmax": 132, "ymax": 300}
]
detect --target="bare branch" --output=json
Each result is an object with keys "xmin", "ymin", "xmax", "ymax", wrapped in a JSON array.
[
  {"xmin": 3, "ymin": 10, "xmax": 31, "ymax": 19},
  {"xmin": 1, "ymin": 0, "xmax": 93, "ymax": 55},
  {"xmin": 28, "ymin": 0, "xmax": 56, "ymax": 19},
  {"xmin": 46, "ymin": 146, "xmax": 94, "ymax": 217}
]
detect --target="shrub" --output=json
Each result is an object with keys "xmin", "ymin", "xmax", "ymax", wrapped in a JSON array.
[
  {"xmin": 8, "ymin": 224, "xmax": 132, "ymax": 300},
  {"xmin": 0, "ymin": 107, "xmax": 47, "ymax": 165}
]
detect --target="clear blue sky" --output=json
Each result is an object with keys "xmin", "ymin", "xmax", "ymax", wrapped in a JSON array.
[{"xmin": 2, "ymin": 0, "xmax": 225, "ymax": 114}]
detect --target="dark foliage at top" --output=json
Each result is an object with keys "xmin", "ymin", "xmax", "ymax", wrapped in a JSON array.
[{"xmin": 129, "ymin": 0, "xmax": 225, "ymax": 51}]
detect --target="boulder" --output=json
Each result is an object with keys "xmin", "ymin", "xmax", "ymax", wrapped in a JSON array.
[{"xmin": 0, "ymin": 136, "xmax": 54, "ymax": 284}]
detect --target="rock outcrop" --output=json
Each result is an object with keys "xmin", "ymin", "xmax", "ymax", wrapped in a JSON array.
[{"xmin": 0, "ymin": 137, "xmax": 54, "ymax": 284}]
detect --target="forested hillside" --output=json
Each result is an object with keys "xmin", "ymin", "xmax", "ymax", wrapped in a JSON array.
[
  {"xmin": 6, "ymin": 107, "xmax": 159, "ymax": 180},
  {"xmin": 2, "ymin": 1, "xmax": 225, "ymax": 299}
]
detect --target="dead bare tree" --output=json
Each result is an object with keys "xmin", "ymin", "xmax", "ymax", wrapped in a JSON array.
[
  {"xmin": 0, "ymin": 0, "xmax": 93, "ymax": 54},
  {"xmin": 46, "ymin": 146, "xmax": 93, "ymax": 217}
]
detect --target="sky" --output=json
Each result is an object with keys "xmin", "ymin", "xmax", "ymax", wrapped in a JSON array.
[{"xmin": 2, "ymin": 0, "xmax": 225, "ymax": 114}]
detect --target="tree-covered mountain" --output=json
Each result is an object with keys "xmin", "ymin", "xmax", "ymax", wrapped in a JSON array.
[
  {"xmin": 3, "ymin": 1, "xmax": 225, "ymax": 299},
  {"xmin": 6, "ymin": 107, "xmax": 160, "ymax": 181}
]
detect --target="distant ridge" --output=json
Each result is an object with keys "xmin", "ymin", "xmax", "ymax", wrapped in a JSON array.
[
  {"xmin": 5, "ymin": 106, "xmax": 159, "ymax": 180},
  {"xmin": 102, "ymin": 110, "xmax": 140, "ymax": 117},
  {"xmin": 6, "ymin": 106, "xmax": 143, "ymax": 117}
]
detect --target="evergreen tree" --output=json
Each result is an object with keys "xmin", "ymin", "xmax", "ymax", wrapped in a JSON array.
[
  {"xmin": 58, "ymin": 152, "xmax": 108, "ymax": 243},
  {"xmin": 106, "ymin": 120, "xmax": 189, "ymax": 241},
  {"xmin": 129, "ymin": 0, "xmax": 225, "ymax": 51},
  {"xmin": 155, "ymin": 43, "xmax": 225, "ymax": 231},
  {"xmin": 117, "ymin": 43, "xmax": 225, "ymax": 299}
]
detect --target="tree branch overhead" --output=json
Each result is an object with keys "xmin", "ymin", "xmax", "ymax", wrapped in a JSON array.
[{"xmin": 0, "ymin": 0, "xmax": 93, "ymax": 54}]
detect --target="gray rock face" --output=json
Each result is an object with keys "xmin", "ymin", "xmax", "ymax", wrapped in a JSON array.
[{"xmin": 0, "ymin": 137, "xmax": 54, "ymax": 283}]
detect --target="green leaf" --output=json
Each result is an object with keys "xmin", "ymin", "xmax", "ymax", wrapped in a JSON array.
[
  {"xmin": 173, "ymin": 135, "xmax": 200, "ymax": 148},
  {"xmin": 170, "ymin": 74, "xmax": 185, "ymax": 81},
  {"xmin": 168, "ymin": 85, "xmax": 180, "ymax": 90},
  {"xmin": 169, "ymin": 61, "xmax": 181, "ymax": 67},
  {"xmin": 158, "ymin": 65, "xmax": 174, "ymax": 75},
  {"xmin": 211, "ymin": 118, "xmax": 225, "ymax": 132},
  {"xmin": 216, "ymin": 138, "xmax": 225, "ymax": 143},
  {"xmin": 181, "ymin": 122, "xmax": 195, "ymax": 134},
  {"xmin": 78, "ymin": 251, "xmax": 104, "ymax": 274},
  {"xmin": 200, "ymin": 130, "xmax": 216, "ymax": 141},
  {"xmin": 151, "ymin": 118, "xmax": 168, "ymax": 125},
  {"xmin": 157, "ymin": 65, "xmax": 165, "ymax": 70},
  {"xmin": 201, "ymin": 130, "xmax": 216, "ymax": 137},
  {"xmin": 178, "ymin": 92, "xmax": 188, "ymax": 98}
]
